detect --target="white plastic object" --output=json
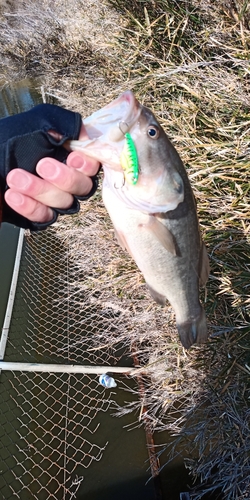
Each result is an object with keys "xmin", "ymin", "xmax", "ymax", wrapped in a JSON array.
[{"xmin": 99, "ymin": 373, "xmax": 117, "ymax": 388}]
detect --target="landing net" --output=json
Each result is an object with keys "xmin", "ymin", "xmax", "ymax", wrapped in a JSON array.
[{"xmin": 0, "ymin": 193, "xmax": 179, "ymax": 499}]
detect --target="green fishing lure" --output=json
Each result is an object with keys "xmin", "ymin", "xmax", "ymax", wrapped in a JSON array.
[{"xmin": 120, "ymin": 132, "xmax": 139, "ymax": 185}]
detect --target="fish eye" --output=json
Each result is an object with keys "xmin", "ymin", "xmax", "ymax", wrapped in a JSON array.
[{"xmin": 147, "ymin": 125, "xmax": 159, "ymax": 139}]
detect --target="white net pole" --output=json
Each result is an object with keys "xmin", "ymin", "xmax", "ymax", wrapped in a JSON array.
[
  {"xmin": 0, "ymin": 228, "xmax": 25, "ymax": 360},
  {"xmin": 0, "ymin": 361, "xmax": 136, "ymax": 374}
]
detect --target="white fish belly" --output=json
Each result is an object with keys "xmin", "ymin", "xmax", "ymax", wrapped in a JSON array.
[{"xmin": 102, "ymin": 182, "xmax": 201, "ymax": 325}]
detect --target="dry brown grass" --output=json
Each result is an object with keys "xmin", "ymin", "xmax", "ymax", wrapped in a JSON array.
[{"xmin": 0, "ymin": 0, "xmax": 249, "ymax": 498}]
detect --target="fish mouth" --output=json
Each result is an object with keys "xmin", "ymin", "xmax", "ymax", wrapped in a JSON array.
[
  {"xmin": 69, "ymin": 90, "xmax": 185, "ymax": 213},
  {"xmin": 68, "ymin": 91, "xmax": 142, "ymax": 171},
  {"xmin": 83, "ymin": 90, "xmax": 141, "ymax": 141}
]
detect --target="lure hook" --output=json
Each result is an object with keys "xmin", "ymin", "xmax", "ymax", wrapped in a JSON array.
[{"xmin": 119, "ymin": 121, "xmax": 129, "ymax": 135}]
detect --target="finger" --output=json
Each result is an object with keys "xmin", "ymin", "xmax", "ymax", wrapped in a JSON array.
[
  {"xmin": 47, "ymin": 124, "xmax": 88, "ymax": 143},
  {"xmin": 63, "ymin": 123, "xmax": 89, "ymax": 152},
  {"xmin": 6, "ymin": 168, "xmax": 74, "ymax": 209},
  {"xmin": 67, "ymin": 151, "xmax": 100, "ymax": 177},
  {"xmin": 67, "ymin": 123, "xmax": 100, "ymax": 175},
  {"xmin": 4, "ymin": 190, "xmax": 54, "ymax": 223},
  {"xmin": 47, "ymin": 129, "xmax": 63, "ymax": 141},
  {"xmin": 36, "ymin": 158, "xmax": 95, "ymax": 195},
  {"xmin": 48, "ymin": 123, "xmax": 100, "ymax": 177}
]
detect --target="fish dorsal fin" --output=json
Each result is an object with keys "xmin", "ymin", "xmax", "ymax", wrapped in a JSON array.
[
  {"xmin": 140, "ymin": 216, "xmax": 176, "ymax": 255},
  {"xmin": 199, "ymin": 241, "xmax": 210, "ymax": 286}
]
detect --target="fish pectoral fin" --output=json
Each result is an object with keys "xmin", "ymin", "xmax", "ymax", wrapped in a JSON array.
[
  {"xmin": 147, "ymin": 283, "xmax": 166, "ymax": 306},
  {"xmin": 177, "ymin": 307, "xmax": 208, "ymax": 349},
  {"xmin": 199, "ymin": 241, "xmax": 210, "ymax": 286},
  {"xmin": 140, "ymin": 216, "xmax": 176, "ymax": 255},
  {"xmin": 114, "ymin": 229, "xmax": 133, "ymax": 258}
]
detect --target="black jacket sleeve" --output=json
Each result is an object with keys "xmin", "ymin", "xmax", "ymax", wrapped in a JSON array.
[{"xmin": 0, "ymin": 103, "xmax": 98, "ymax": 231}]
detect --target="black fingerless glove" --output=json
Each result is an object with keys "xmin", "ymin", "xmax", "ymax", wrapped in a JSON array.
[{"xmin": 0, "ymin": 104, "xmax": 98, "ymax": 230}]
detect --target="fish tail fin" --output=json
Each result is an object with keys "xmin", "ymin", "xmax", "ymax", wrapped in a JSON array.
[{"xmin": 177, "ymin": 307, "xmax": 208, "ymax": 349}]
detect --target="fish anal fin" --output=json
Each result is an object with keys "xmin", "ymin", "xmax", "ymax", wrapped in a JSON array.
[
  {"xmin": 177, "ymin": 307, "xmax": 208, "ymax": 349},
  {"xmin": 199, "ymin": 241, "xmax": 210, "ymax": 286},
  {"xmin": 140, "ymin": 216, "xmax": 176, "ymax": 255},
  {"xmin": 147, "ymin": 283, "xmax": 166, "ymax": 306}
]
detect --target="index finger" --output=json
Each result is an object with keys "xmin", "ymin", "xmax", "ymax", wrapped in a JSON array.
[{"xmin": 66, "ymin": 151, "xmax": 100, "ymax": 177}]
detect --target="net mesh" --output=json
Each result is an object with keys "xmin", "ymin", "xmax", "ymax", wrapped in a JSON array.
[
  {"xmin": 0, "ymin": 198, "xmax": 126, "ymax": 499},
  {"xmin": 0, "ymin": 371, "xmax": 109, "ymax": 499}
]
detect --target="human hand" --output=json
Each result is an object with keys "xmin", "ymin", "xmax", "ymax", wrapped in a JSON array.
[{"xmin": 4, "ymin": 126, "xmax": 100, "ymax": 224}]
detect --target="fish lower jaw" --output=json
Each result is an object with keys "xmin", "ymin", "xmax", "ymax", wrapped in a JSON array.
[
  {"xmin": 103, "ymin": 170, "xmax": 181, "ymax": 213},
  {"xmin": 176, "ymin": 307, "xmax": 208, "ymax": 349}
]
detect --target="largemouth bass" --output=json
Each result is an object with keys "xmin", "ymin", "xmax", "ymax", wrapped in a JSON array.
[{"xmin": 70, "ymin": 91, "xmax": 210, "ymax": 349}]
